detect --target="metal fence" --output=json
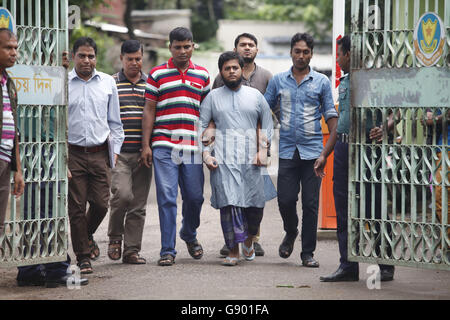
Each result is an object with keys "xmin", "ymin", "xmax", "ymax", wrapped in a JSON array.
[
  {"xmin": 0, "ymin": 0, "xmax": 69, "ymax": 267},
  {"xmin": 349, "ymin": 0, "xmax": 449, "ymax": 270}
]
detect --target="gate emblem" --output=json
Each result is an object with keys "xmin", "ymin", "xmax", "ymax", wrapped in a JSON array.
[
  {"xmin": 0, "ymin": 7, "xmax": 16, "ymax": 34},
  {"xmin": 413, "ymin": 12, "xmax": 445, "ymax": 67}
]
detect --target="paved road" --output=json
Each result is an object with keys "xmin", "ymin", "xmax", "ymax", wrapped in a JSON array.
[{"xmin": 1, "ymin": 167, "xmax": 450, "ymax": 301}]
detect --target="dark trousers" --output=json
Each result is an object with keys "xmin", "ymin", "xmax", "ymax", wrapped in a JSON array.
[
  {"xmin": 17, "ymin": 181, "xmax": 70, "ymax": 281},
  {"xmin": 334, "ymin": 141, "xmax": 394, "ymax": 273},
  {"xmin": 333, "ymin": 141, "xmax": 358, "ymax": 272},
  {"xmin": 68, "ymin": 147, "xmax": 111, "ymax": 262},
  {"xmin": 277, "ymin": 149, "xmax": 322, "ymax": 259}
]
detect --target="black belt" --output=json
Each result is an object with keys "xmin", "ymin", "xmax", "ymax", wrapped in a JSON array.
[
  {"xmin": 69, "ymin": 142, "xmax": 108, "ymax": 153},
  {"xmin": 337, "ymin": 133, "xmax": 349, "ymax": 143}
]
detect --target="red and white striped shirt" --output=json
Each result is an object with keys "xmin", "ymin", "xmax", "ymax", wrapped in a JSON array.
[{"xmin": 145, "ymin": 58, "xmax": 210, "ymax": 151}]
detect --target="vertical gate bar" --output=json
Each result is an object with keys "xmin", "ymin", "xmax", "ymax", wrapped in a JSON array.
[
  {"xmin": 27, "ymin": 0, "xmax": 31, "ymax": 26},
  {"xmin": 425, "ymin": 0, "xmax": 429, "ymax": 12},
  {"xmin": 363, "ymin": 0, "xmax": 369, "ymax": 68},
  {"xmin": 45, "ymin": 0, "xmax": 49, "ymax": 28},
  {"xmin": 20, "ymin": 0, "xmax": 24, "ymax": 25},
  {"xmin": 384, "ymin": 0, "xmax": 391, "ymax": 67}
]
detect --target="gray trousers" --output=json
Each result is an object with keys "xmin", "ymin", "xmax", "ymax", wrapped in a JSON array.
[
  {"xmin": 0, "ymin": 159, "xmax": 11, "ymax": 236},
  {"xmin": 108, "ymin": 152, "xmax": 152, "ymax": 257}
]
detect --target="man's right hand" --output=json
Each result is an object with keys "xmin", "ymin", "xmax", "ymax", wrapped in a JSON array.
[
  {"xmin": 204, "ymin": 154, "xmax": 218, "ymax": 171},
  {"xmin": 141, "ymin": 146, "xmax": 153, "ymax": 168},
  {"xmin": 201, "ymin": 120, "xmax": 217, "ymax": 146}
]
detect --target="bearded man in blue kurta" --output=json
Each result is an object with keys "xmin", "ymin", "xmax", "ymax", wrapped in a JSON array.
[{"xmin": 200, "ymin": 51, "xmax": 273, "ymax": 266}]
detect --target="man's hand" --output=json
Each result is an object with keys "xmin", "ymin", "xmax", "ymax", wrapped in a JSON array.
[
  {"xmin": 114, "ymin": 154, "xmax": 118, "ymax": 166},
  {"xmin": 67, "ymin": 168, "xmax": 72, "ymax": 180},
  {"xmin": 203, "ymin": 153, "xmax": 218, "ymax": 171},
  {"xmin": 369, "ymin": 126, "xmax": 383, "ymax": 143},
  {"xmin": 313, "ymin": 155, "xmax": 326, "ymax": 178},
  {"xmin": 201, "ymin": 121, "xmax": 216, "ymax": 146},
  {"xmin": 12, "ymin": 171, "xmax": 24, "ymax": 197},
  {"xmin": 141, "ymin": 146, "xmax": 153, "ymax": 168},
  {"xmin": 253, "ymin": 149, "xmax": 269, "ymax": 167}
]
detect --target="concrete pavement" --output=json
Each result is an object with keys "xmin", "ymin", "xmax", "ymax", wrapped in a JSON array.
[{"xmin": 1, "ymin": 168, "xmax": 449, "ymax": 300}]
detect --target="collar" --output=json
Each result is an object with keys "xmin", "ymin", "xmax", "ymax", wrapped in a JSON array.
[
  {"xmin": 288, "ymin": 66, "xmax": 314, "ymax": 81},
  {"xmin": 243, "ymin": 63, "xmax": 259, "ymax": 81},
  {"xmin": 167, "ymin": 57, "xmax": 195, "ymax": 71},
  {"xmin": 339, "ymin": 73, "xmax": 349, "ymax": 81},
  {"xmin": 118, "ymin": 69, "xmax": 147, "ymax": 83},
  {"xmin": 0, "ymin": 71, "xmax": 8, "ymax": 86},
  {"xmin": 69, "ymin": 68, "xmax": 101, "ymax": 82}
]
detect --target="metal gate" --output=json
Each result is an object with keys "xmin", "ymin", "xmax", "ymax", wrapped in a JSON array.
[
  {"xmin": 349, "ymin": 0, "xmax": 449, "ymax": 270},
  {"xmin": 0, "ymin": 0, "xmax": 69, "ymax": 267}
]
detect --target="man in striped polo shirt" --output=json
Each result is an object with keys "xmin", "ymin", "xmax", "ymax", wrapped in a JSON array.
[
  {"xmin": 141, "ymin": 27, "xmax": 210, "ymax": 266},
  {"xmin": 0, "ymin": 28, "xmax": 24, "ymax": 236},
  {"xmin": 107, "ymin": 40, "xmax": 152, "ymax": 264}
]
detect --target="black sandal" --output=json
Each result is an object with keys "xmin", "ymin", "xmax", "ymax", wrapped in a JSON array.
[
  {"xmin": 279, "ymin": 230, "xmax": 299, "ymax": 259},
  {"xmin": 88, "ymin": 236, "xmax": 100, "ymax": 260},
  {"xmin": 158, "ymin": 254, "xmax": 175, "ymax": 266},
  {"xmin": 77, "ymin": 259, "xmax": 93, "ymax": 274},
  {"xmin": 186, "ymin": 240, "xmax": 203, "ymax": 260}
]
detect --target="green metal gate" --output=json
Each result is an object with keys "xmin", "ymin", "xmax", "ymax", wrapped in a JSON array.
[
  {"xmin": 349, "ymin": 0, "xmax": 449, "ymax": 270},
  {"xmin": 0, "ymin": 0, "xmax": 69, "ymax": 267}
]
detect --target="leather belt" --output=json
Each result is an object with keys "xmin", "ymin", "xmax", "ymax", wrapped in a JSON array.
[
  {"xmin": 69, "ymin": 142, "xmax": 108, "ymax": 153},
  {"xmin": 337, "ymin": 133, "xmax": 349, "ymax": 143}
]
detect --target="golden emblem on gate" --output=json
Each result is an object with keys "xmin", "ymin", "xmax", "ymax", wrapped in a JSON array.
[{"xmin": 413, "ymin": 12, "xmax": 445, "ymax": 67}]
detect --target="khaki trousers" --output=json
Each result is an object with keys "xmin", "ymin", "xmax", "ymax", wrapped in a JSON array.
[
  {"xmin": 108, "ymin": 152, "xmax": 152, "ymax": 257},
  {"xmin": 0, "ymin": 159, "xmax": 11, "ymax": 236},
  {"xmin": 68, "ymin": 147, "xmax": 111, "ymax": 262}
]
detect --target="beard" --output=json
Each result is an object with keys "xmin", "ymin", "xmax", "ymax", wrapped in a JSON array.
[
  {"xmin": 223, "ymin": 75, "xmax": 243, "ymax": 90},
  {"xmin": 242, "ymin": 56, "xmax": 254, "ymax": 64}
]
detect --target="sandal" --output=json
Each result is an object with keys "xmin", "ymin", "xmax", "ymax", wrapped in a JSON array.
[
  {"xmin": 88, "ymin": 236, "xmax": 100, "ymax": 260},
  {"xmin": 279, "ymin": 230, "xmax": 299, "ymax": 259},
  {"xmin": 158, "ymin": 254, "xmax": 175, "ymax": 266},
  {"xmin": 186, "ymin": 240, "xmax": 203, "ymax": 260},
  {"xmin": 222, "ymin": 256, "xmax": 239, "ymax": 266},
  {"xmin": 242, "ymin": 242, "xmax": 255, "ymax": 261},
  {"xmin": 107, "ymin": 240, "xmax": 122, "ymax": 261},
  {"xmin": 123, "ymin": 253, "xmax": 146, "ymax": 265},
  {"xmin": 77, "ymin": 259, "xmax": 93, "ymax": 274}
]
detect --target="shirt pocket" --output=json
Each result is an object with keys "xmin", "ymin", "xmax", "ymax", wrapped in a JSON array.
[
  {"xmin": 305, "ymin": 90, "xmax": 320, "ymax": 106},
  {"xmin": 90, "ymin": 85, "xmax": 111, "ymax": 118}
]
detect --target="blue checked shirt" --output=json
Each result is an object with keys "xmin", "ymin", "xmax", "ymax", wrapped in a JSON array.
[{"xmin": 264, "ymin": 67, "xmax": 338, "ymax": 160}]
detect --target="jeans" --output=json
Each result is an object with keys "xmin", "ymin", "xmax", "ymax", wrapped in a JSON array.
[
  {"xmin": 277, "ymin": 148, "xmax": 322, "ymax": 259},
  {"xmin": 152, "ymin": 147, "xmax": 204, "ymax": 257}
]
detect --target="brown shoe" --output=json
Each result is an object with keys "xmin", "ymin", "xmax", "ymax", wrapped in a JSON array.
[
  {"xmin": 123, "ymin": 253, "xmax": 146, "ymax": 264},
  {"xmin": 107, "ymin": 240, "xmax": 122, "ymax": 261}
]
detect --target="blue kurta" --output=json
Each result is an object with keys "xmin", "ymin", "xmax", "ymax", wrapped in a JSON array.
[{"xmin": 200, "ymin": 85, "xmax": 273, "ymax": 209}]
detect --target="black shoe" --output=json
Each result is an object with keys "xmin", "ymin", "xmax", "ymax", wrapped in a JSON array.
[
  {"xmin": 320, "ymin": 267, "xmax": 359, "ymax": 282},
  {"xmin": 17, "ymin": 277, "xmax": 46, "ymax": 287},
  {"xmin": 301, "ymin": 255, "xmax": 320, "ymax": 268},
  {"xmin": 219, "ymin": 244, "xmax": 230, "ymax": 257},
  {"xmin": 380, "ymin": 266, "xmax": 394, "ymax": 282},
  {"xmin": 279, "ymin": 230, "xmax": 299, "ymax": 258},
  {"xmin": 253, "ymin": 242, "xmax": 265, "ymax": 257},
  {"xmin": 45, "ymin": 275, "xmax": 89, "ymax": 288}
]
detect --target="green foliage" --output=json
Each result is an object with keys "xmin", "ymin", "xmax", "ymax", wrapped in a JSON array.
[
  {"xmin": 191, "ymin": 16, "xmax": 218, "ymax": 43},
  {"xmin": 69, "ymin": 25, "xmax": 115, "ymax": 75},
  {"xmin": 224, "ymin": 0, "xmax": 334, "ymax": 39}
]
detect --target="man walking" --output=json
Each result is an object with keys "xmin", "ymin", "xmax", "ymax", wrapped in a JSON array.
[
  {"xmin": 320, "ymin": 35, "xmax": 395, "ymax": 282},
  {"xmin": 264, "ymin": 33, "xmax": 338, "ymax": 268},
  {"xmin": 201, "ymin": 51, "xmax": 273, "ymax": 266},
  {"xmin": 107, "ymin": 40, "xmax": 152, "ymax": 264},
  {"xmin": 209, "ymin": 33, "xmax": 275, "ymax": 258},
  {"xmin": 68, "ymin": 37, "xmax": 124, "ymax": 274},
  {"xmin": 0, "ymin": 28, "xmax": 24, "ymax": 234},
  {"xmin": 141, "ymin": 27, "xmax": 210, "ymax": 266}
]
